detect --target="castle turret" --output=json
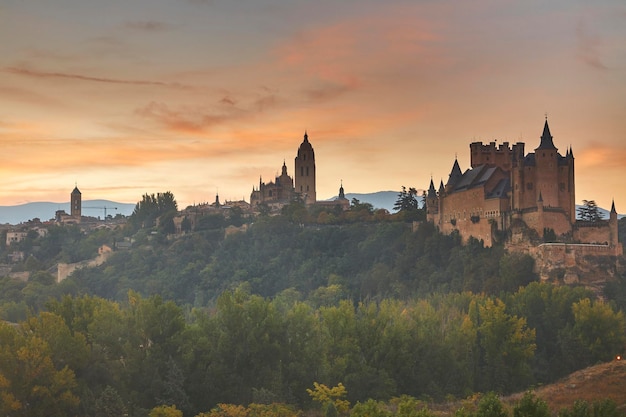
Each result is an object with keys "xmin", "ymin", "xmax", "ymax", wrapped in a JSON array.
[
  {"xmin": 295, "ymin": 131, "xmax": 316, "ymax": 204},
  {"xmin": 426, "ymin": 178, "xmax": 439, "ymax": 217},
  {"xmin": 610, "ymin": 200, "xmax": 619, "ymax": 249},
  {"xmin": 445, "ymin": 158, "xmax": 463, "ymax": 193}
]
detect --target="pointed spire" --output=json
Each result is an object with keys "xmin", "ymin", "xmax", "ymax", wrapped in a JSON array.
[
  {"xmin": 281, "ymin": 160, "xmax": 288, "ymax": 175},
  {"xmin": 447, "ymin": 157, "xmax": 463, "ymax": 188},
  {"xmin": 439, "ymin": 180, "xmax": 445, "ymax": 193},
  {"xmin": 611, "ymin": 199, "xmax": 616, "ymax": 213},
  {"xmin": 428, "ymin": 178, "xmax": 437, "ymax": 197},
  {"xmin": 339, "ymin": 180, "xmax": 345, "ymax": 199},
  {"xmin": 303, "ymin": 130, "xmax": 309, "ymax": 143},
  {"xmin": 537, "ymin": 117, "xmax": 556, "ymax": 150},
  {"xmin": 569, "ymin": 145, "xmax": 574, "ymax": 158}
]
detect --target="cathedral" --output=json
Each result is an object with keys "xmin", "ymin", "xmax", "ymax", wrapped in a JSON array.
[
  {"xmin": 250, "ymin": 132, "xmax": 318, "ymax": 208},
  {"xmin": 426, "ymin": 118, "xmax": 620, "ymax": 252}
]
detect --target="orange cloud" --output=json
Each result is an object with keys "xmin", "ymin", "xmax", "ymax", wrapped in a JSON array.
[{"xmin": 577, "ymin": 145, "xmax": 626, "ymax": 168}]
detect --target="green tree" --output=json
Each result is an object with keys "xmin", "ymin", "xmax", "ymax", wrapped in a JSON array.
[
  {"xmin": 476, "ymin": 392, "xmax": 508, "ymax": 417},
  {"xmin": 130, "ymin": 191, "xmax": 178, "ymax": 230},
  {"xmin": 570, "ymin": 298, "xmax": 625, "ymax": 363},
  {"xmin": 468, "ymin": 298, "xmax": 536, "ymax": 393},
  {"xmin": 350, "ymin": 399, "xmax": 391, "ymax": 417},
  {"xmin": 498, "ymin": 253, "xmax": 537, "ymax": 293},
  {"xmin": 577, "ymin": 200, "xmax": 603, "ymax": 222},
  {"xmin": 0, "ymin": 321, "xmax": 80, "ymax": 417},
  {"xmin": 394, "ymin": 186, "xmax": 419, "ymax": 212},
  {"xmin": 94, "ymin": 385, "xmax": 127, "ymax": 417},
  {"xmin": 513, "ymin": 391, "xmax": 549, "ymax": 417}
]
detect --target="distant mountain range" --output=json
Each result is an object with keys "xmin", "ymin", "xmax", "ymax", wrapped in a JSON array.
[
  {"xmin": 0, "ymin": 200, "xmax": 136, "ymax": 225},
  {"xmin": 340, "ymin": 191, "xmax": 404, "ymax": 212},
  {"xmin": 0, "ymin": 192, "xmax": 621, "ymax": 226}
]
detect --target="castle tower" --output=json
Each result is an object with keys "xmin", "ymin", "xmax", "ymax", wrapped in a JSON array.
[
  {"xmin": 566, "ymin": 145, "xmax": 576, "ymax": 223},
  {"xmin": 71, "ymin": 185, "xmax": 82, "ymax": 219},
  {"xmin": 534, "ymin": 119, "xmax": 559, "ymax": 208},
  {"xmin": 295, "ymin": 131, "xmax": 316, "ymax": 204}
]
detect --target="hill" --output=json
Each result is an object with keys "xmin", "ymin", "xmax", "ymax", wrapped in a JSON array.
[
  {"xmin": 432, "ymin": 359, "xmax": 626, "ymax": 416},
  {"xmin": 0, "ymin": 200, "xmax": 136, "ymax": 225},
  {"xmin": 507, "ymin": 359, "xmax": 626, "ymax": 413}
]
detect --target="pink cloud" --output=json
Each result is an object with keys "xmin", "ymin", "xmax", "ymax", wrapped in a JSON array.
[{"xmin": 4, "ymin": 66, "xmax": 192, "ymax": 89}]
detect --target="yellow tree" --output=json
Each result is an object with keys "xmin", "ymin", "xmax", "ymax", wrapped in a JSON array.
[
  {"xmin": 307, "ymin": 382, "xmax": 350, "ymax": 414},
  {"xmin": 150, "ymin": 404, "xmax": 183, "ymax": 417}
]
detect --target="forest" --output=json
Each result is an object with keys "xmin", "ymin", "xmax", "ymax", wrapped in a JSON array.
[{"xmin": 0, "ymin": 196, "xmax": 625, "ymax": 416}]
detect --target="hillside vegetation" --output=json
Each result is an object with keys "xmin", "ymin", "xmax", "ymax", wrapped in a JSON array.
[{"xmin": 0, "ymin": 200, "xmax": 625, "ymax": 416}]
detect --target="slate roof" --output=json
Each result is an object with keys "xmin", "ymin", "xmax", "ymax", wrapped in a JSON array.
[{"xmin": 448, "ymin": 164, "xmax": 509, "ymax": 199}]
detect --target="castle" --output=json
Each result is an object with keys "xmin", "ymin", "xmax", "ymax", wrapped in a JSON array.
[
  {"xmin": 425, "ymin": 118, "xmax": 621, "ymax": 256},
  {"xmin": 250, "ymin": 132, "xmax": 349, "ymax": 211}
]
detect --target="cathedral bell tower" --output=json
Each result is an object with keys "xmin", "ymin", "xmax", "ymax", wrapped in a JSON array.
[
  {"xmin": 294, "ymin": 131, "xmax": 316, "ymax": 204},
  {"xmin": 71, "ymin": 185, "xmax": 82, "ymax": 220}
]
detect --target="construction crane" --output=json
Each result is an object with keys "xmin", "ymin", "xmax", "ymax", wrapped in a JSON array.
[{"xmin": 83, "ymin": 206, "xmax": 118, "ymax": 221}]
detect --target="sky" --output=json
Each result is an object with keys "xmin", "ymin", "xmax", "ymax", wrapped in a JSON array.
[{"xmin": 1, "ymin": 0, "xmax": 625, "ymax": 212}]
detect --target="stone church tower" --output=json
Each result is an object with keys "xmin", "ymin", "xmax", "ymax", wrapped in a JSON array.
[
  {"xmin": 71, "ymin": 185, "xmax": 82, "ymax": 219},
  {"xmin": 295, "ymin": 132, "xmax": 316, "ymax": 205}
]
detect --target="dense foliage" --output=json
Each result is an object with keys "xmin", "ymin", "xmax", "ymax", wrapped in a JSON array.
[
  {"xmin": 57, "ymin": 218, "xmax": 540, "ymax": 309},
  {"xmin": 0, "ymin": 286, "xmax": 623, "ymax": 416},
  {"xmin": 0, "ymin": 196, "xmax": 625, "ymax": 416}
]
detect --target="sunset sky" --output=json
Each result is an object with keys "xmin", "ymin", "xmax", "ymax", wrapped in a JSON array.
[{"xmin": 1, "ymin": 0, "xmax": 625, "ymax": 212}]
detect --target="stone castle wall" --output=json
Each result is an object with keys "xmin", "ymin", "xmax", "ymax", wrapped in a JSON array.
[
  {"xmin": 519, "ymin": 208, "xmax": 572, "ymax": 237},
  {"xmin": 574, "ymin": 222, "xmax": 615, "ymax": 245}
]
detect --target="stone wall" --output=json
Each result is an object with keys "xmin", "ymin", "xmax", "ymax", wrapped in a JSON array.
[
  {"xmin": 57, "ymin": 245, "xmax": 113, "ymax": 283},
  {"xmin": 520, "ymin": 208, "xmax": 572, "ymax": 237},
  {"xmin": 574, "ymin": 222, "xmax": 613, "ymax": 244}
]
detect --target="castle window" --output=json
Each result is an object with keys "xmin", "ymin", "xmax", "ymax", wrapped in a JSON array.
[
  {"xmin": 306, "ymin": 167, "xmax": 309, "ymax": 176},
  {"xmin": 301, "ymin": 167, "xmax": 304, "ymax": 176},
  {"xmin": 527, "ymin": 182, "xmax": 533, "ymax": 190},
  {"xmin": 559, "ymin": 183, "xmax": 565, "ymax": 191}
]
